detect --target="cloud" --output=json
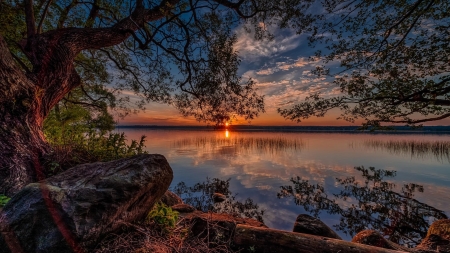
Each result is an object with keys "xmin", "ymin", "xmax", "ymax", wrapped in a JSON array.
[
  {"xmin": 256, "ymin": 57, "xmax": 313, "ymax": 76},
  {"xmin": 234, "ymin": 25, "xmax": 302, "ymax": 62}
]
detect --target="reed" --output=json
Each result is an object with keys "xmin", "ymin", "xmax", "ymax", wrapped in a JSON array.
[
  {"xmin": 364, "ymin": 139, "xmax": 450, "ymax": 162},
  {"xmin": 173, "ymin": 136, "xmax": 304, "ymax": 155}
]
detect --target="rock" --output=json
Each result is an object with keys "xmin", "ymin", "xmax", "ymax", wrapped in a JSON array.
[
  {"xmin": 416, "ymin": 234, "xmax": 450, "ymax": 253},
  {"xmin": 184, "ymin": 211, "xmax": 266, "ymax": 245},
  {"xmin": 292, "ymin": 214, "xmax": 342, "ymax": 239},
  {"xmin": 171, "ymin": 204, "xmax": 195, "ymax": 213},
  {"xmin": 426, "ymin": 219, "xmax": 450, "ymax": 241},
  {"xmin": 160, "ymin": 191, "xmax": 183, "ymax": 207},
  {"xmin": 351, "ymin": 230, "xmax": 410, "ymax": 251},
  {"xmin": 416, "ymin": 219, "xmax": 450, "ymax": 252},
  {"xmin": 0, "ymin": 154, "xmax": 173, "ymax": 253},
  {"xmin": 212, "ymin": 193, "xmax": 226, "ymax": 203}
]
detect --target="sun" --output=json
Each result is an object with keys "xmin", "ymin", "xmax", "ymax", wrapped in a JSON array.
[{"xmin": 225, "ymin": 122, "xmax": 229, "ymax": 127}]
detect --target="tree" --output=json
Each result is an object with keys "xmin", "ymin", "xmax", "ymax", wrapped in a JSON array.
[
  {"xmin": 0, "ymin": 0, "xmax": 321, "ymax": 196},
  {"xmin": 278, "ymin": 0, "xmax": 450, "ymax": 128},
  {"xmin": 278, "ymin": 166, "xmax": 447, "ymax": 247}
]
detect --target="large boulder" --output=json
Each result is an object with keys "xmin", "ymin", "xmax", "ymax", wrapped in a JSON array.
[
  {"xmin": 416, "ymin": 219, "xmax": 450, "ymax": 252},
  {"xmin": 293, "ymin": 214, "xmax": 342, "ymax": 239},
  {"xmin": 0, "ymin": 154, "xmax": 173, "ymax": 253}
]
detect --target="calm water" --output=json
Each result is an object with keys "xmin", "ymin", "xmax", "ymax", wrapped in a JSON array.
[{"xmin": 122, "ymin": 128, "xmax": 450, "ymax": 243}]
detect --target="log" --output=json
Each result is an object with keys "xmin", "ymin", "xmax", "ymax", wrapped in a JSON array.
[{"xmin": 233, "ymin": 225, "xmax": 408, "ymax": 253}]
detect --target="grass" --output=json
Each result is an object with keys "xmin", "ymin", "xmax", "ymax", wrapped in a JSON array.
[
  {"xmin": 364, "ymin": 139, "xmax": 450, "ymax": 162},
  {"xmin": 173, "ymin": 136, "xmax": 304, "ymax": 155}
]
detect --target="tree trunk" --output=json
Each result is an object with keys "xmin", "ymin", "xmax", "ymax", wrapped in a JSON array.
[
  {"xmin": 233, "ymin": 225, "xmax": 408, "ymax": 253},
  {"xmin": 0, "ymin": 35, "xmax": 50, "ymax": 196},
  {"xmin": 0, "ymin": 0, "xmax": 181, "ymax": 196},
  {"xmin": 0, "ymin": 113, "xmax": 49, "ymax": 197}
]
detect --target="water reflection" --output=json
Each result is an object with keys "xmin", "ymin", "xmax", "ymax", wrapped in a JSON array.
[
  {"xmin": 277, "ymin": 166, "xmax": 448, "ymax": 247},
  {"xmin": 172, "ymin": 178, "xmax": 264, "ymax": 222},
  {"xmin": 364, "ymin": 139, "xmax": 450, "ymax": 162},
  {"xmin": 122, "ymin": 129, "xmax": 450, "ymax": 233},
  {"xmin": 172, "ymin": 135, "xmax": 304, "ymax": 155}
]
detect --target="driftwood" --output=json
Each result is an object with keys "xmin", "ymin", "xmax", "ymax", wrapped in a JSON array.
[{"xmin": 233, "ymin": 225, "xmax": 408, "ymax": 253}]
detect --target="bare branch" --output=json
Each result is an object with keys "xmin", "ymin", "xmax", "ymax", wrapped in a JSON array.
[
  {"xmin": 24, "ymin": 0, "xmax": 36, "ymax": 38},
  {"xmin": 37, "ymin": 0, "xmax": 53, "ymax": 34}
]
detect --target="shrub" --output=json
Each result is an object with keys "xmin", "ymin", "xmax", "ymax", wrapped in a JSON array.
[
  {"xmin": 0, "ymin": 195, "xmax": 10, "ymax": 207},
  {"xmin": 147, "ymin": 203, "xmax": 179, "ymax": 233}
]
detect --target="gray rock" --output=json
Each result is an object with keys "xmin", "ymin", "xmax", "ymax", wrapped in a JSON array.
[
  {"xmin": 160, "ymin": 190, "xmax": 183, "ymax": 207},
  {"xmin": 0, "ymin": 154, "xmax": 173, "ymax": 253},
  {"xmin": 171, "ymin": 203, "xmax": 195, "ymax": 213},
  {"xmin": 212, "ymin": 193, "xmax": 226, "ymax": 203},
  {"xmin": 292, "ymin": 214, "xmax": 342, "ymax": 239}
]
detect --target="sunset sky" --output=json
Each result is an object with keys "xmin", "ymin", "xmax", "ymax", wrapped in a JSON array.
[{"xmin": 118, "ymin": 25, "xmax": 450, "ymax": 126}]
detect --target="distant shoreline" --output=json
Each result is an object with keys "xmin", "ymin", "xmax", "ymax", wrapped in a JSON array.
[{"xmin": 115, "ymin": 125, "xmax": 450, "ymax": 134}]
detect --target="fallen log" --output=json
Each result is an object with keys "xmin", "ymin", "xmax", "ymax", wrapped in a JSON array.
[{"xmin": 233, "ymin": 225, "xmax": 408, "ymax": 253}]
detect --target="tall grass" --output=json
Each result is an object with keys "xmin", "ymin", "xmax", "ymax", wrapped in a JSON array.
[
  {"xmin": 364, "ymin": 139, "xmax": 450, "ymax": 162},
  {"xmin": 173, "ymin": 136, "xmax": 304, "ymax": 155}
]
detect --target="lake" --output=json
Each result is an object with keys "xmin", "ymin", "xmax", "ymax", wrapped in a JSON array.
[{"xmin": 120, "ymin": 126, "xmax": 450, "ymax": 246}]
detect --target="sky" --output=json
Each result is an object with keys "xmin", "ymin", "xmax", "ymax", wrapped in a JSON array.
[{"xmin": 117, "ymin": 24, "xmax": 450, "ymax": 126}]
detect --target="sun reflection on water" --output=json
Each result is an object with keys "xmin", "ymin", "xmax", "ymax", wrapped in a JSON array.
[{"xmin": 225, "ymin": 130, "xmax": 229, "ymax": 138}]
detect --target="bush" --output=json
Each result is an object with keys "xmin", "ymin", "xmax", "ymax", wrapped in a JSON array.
[
  {"xmin": 146, "ymin": 203, "xmax": 179, "ymax": 233},
  {"xmin": 43, "ymin": 99, "xmax": 147, "ymax": 175},
  {"xmin": 0, "ymin": 195, "xmax": 10, "ymax": 207}
]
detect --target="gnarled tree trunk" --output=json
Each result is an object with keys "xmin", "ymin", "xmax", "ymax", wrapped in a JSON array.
[
  {"xmin": 0, "ymin": 35, "xmax": 51, "ymax": 196},
  {"xmin": 0, "ymin": 0, "xmax": 180, "ymax": 196}
]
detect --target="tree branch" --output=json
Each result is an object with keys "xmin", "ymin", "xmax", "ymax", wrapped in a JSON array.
[
  {"xmin": 84, "ymin": 0, "xmax": 99, "ymax": 28},
  {"xmin": 383, "ymin": 112, "xmax": 450, "ymax": 124},
  {"xmin": 11, "ymin": 53, "xmax": 31, "ymax": 73},
  {"xmin": 62, "ymin": 97, "xmax": 104, "ymax": 110},
  {"xmin": 0, "ymin": 34, "xmax": 34, "ymax": 103},
  {"xmin": 24, "ymin": 0, "xmax": 36, "ymax": 38},
  {"xmin": 37, "ymin": 0, "xmax": 53, "ymax": 34}
]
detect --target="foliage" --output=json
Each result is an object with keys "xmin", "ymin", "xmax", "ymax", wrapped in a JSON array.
[
  {"xmin": 278, "ymin": 0, "xmax": 450, "ymax": 127},
  {"xmin": 173, "ymin": 178, "xmax": 265, "ymax": 223},
  {"xmin": 0, "ymin": 195, "xmax": 10, "ymax": 207},
  {"xmin": 43, "ymin": 95, "xmax": 147, "ymax": 175},
  {"xmin": 277, "ymin": 166, "xmax": 447, "ymax": 247},
  {"xmin": 0, "ymin": 0, "xmax": 318, "ymax": 125},
  {"xmin": 147, "ymin": 203, "xmax": 179, "ymax": 233}
]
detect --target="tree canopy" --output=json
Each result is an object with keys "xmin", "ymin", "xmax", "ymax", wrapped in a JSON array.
[
  {"xmin": 0, "ymin": 0, "xmax": 320, "ymax": 126},
  {"xmin": 278, "ymin": 0, "xmax": 450, "ymax": 127},
  {"xmin": 0, "ymin": 0, "xmax": 325, "ymax": 194}
]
